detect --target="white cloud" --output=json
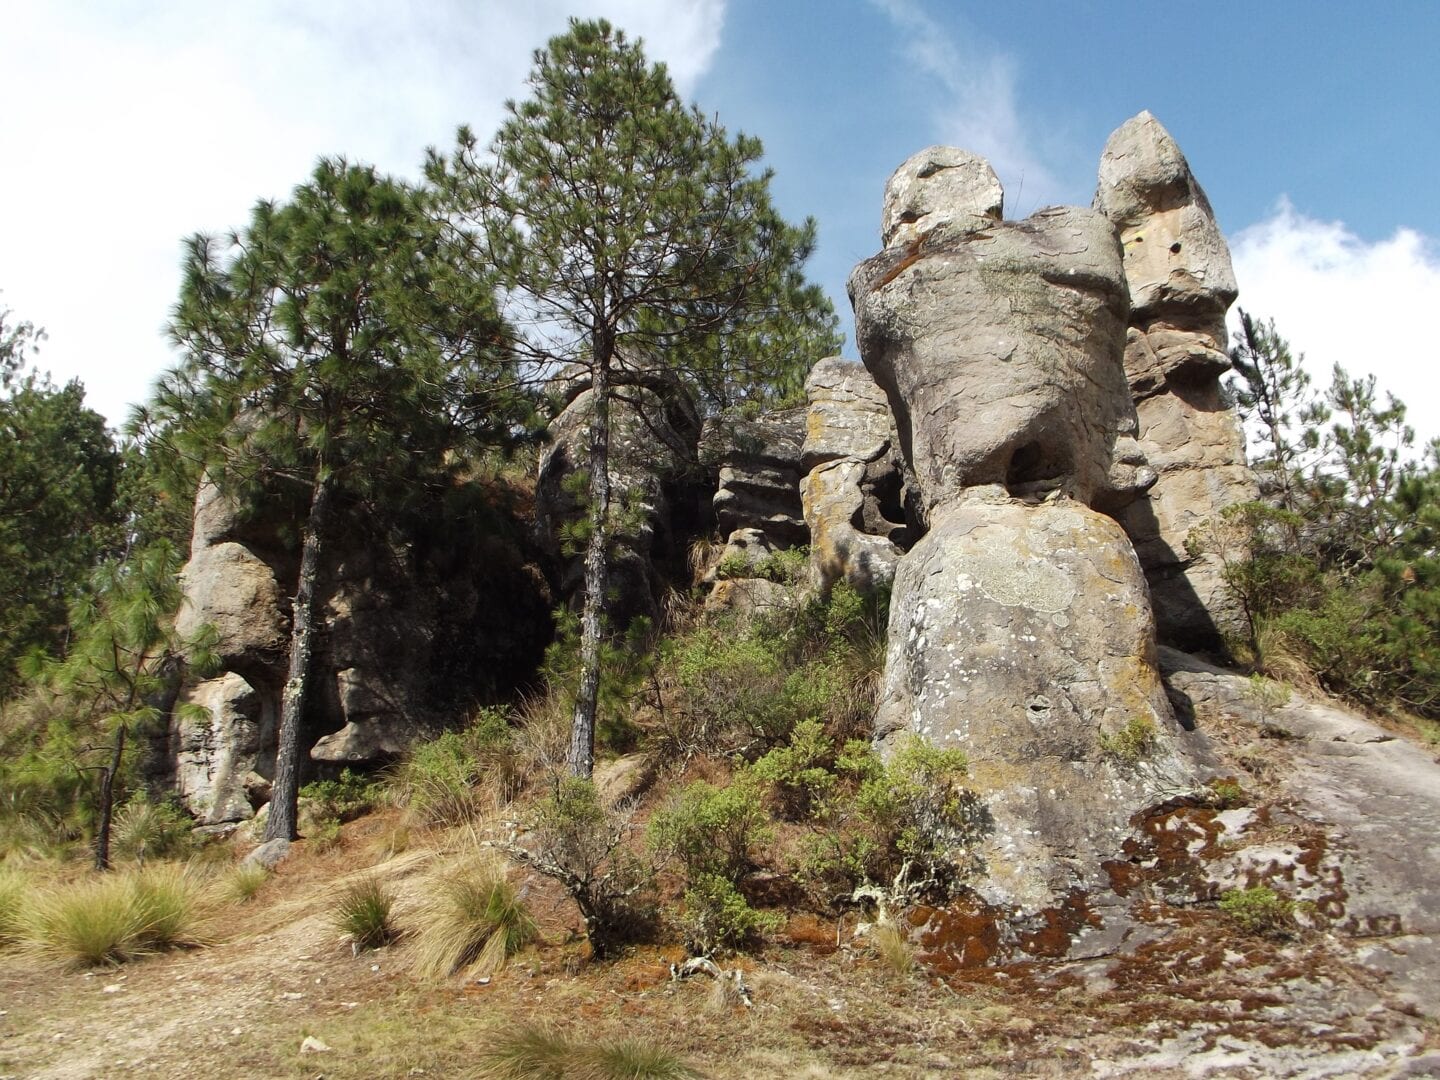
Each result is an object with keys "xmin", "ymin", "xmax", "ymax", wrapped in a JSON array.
[
  {"xmin": 0, "ymin": 1, "xmax": 726, "ymax": 428},
  {"xmin": 867, "ymin": 0, "xmax": 1066, "ymax": 214},
  {"xmin": 1230, "ymin": 199, "xmax": 1440, "ymax": 447}
]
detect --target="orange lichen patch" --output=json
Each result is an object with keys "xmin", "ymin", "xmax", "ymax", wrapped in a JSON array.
[
  {"xmin": 780, "ymin": 912, "xmax": 840, "ymax": 953},
  {"xmin": 1016, "ymin": 890, "xmax": 1101, "ymax": 958},
  {"xmin": 910, "ymin": 897, "xmax": 1005, "ymax": 971}
]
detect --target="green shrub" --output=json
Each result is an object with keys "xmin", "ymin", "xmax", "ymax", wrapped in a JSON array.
[
  {"xmin": 308, "ymin": 816, "xmax": 343, "ymax": 852},
  {"xmin": 300, "ymin": 768, "xmax": 382, "ymax": 823},
  {"xmin": 412, "ymin": 858, "xmax": 536, "ymax": 980},
  {"xmin": 753, "ymin": 545, "xmax": 808, "ymax": 585},
  {"xmin": 1219, "ymin": 885, "xmax": 1296, "ymax": 938},
  {"xmin": 397, "ymin": 732, "xmax": 482, "ymax": 827},
  {"xmin": 749, "ymin": 718, "xmax": 836, "ymax": 818},
  {"xmin": 680, "ymin": 873, "xmax": 781, "ymax": 955},
  {"xmin": 801, "ymin": 737, "xmax": 981, "ymax": 902},
  {"xmin": 517, "ymin": 777, "xmax": 655, "ymax": 960},
  {"xmin": 1208, "ymin": 778, "xmax": 1247, "ymax": 809},
  {"xmin": 333, "ymin": 876, "xmax": 397, "ymax": 951},
  {"xmin": 1098, "ymin": 716, "xmax": 1159, "ymax": 766},
  {"xmin": 648, "ymin": 777, "xmax": 772, "ymax": 882}
]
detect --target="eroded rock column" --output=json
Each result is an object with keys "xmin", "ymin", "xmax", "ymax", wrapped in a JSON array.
[
  {"xmin": 850, "ymin": 147, "xmax": 1204, "ymax": 930},
  {"xmin": 1095, "ymin": 111, "xmax": 1258, "ymax": 652}
]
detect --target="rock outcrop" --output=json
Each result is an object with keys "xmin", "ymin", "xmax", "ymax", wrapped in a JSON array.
[
  {"xmin": 799, "ymin": 357, "xmax": 909, "ymax": 592},
  {"xmin": 172, "ymin": 472, "xmax": 551, "ymax": 822},
  {"xmin": 1095, "ymin": 111, "xmax": 1258, "ymax": 651},
  {"xmin": 850, "ymin": 144, "xmax": 1205, "ymax": 944},
  {"xmin": 537, "ymin": 381, "xmax": 704, "ymax": 626}
]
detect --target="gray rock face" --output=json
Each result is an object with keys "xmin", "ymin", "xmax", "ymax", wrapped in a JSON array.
[
  {"xmin": 700, "ymin": 406, "xmax": 808, "ymax": 550},
  {"xmin": 1095, "ymin": 112, "xmax": 1258, "ymax": 651},
  {"xmin": 538, "ymin": 383, "xmax": 703, "ymax": 626},
  {"xmin": 851, "ymin": 201, "xmax": 1137, "ymax": 518},
  {"xmin": 800, "ymin": 358, "xmax": 909, "ymax": 592},
  {"xmin": 851, "ymin": 147, "xmax": 1207, "ymax": 947},
  {"xmin": 874, "ymin": 497, "xmax": 1203, "ymax": 915},
  {"xmin": 175, "ymin": 671, "xmax": 273, "ymax": 824},
  {"xmin": 881, "ymin": 146, "xmax": 1004, "ymax": 250},
  {"xmin": 171, "ymin": 467, "xmax": 551, "ymax": 819}
]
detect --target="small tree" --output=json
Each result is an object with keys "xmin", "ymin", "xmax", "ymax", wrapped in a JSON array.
[
  {"xmin": 430, "ymin": 18, "xmax": 840, "ymax": 776},
  {"xmin": 18, "ymin": 542, "xmax": 214, "ymax": 870},
  {"xmin": 0, "ymin": 306, "xmax": 123, "ymax": 698},
  {"xmin": 158, "ymin": 159, "xmax": 535, "ymax": 840}
]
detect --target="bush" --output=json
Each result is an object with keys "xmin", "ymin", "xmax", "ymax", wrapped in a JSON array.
[
  {"xmin": 680, "ymin": 873, "xmax": 781, "ymax": 956},
  {"xmin": 508, "ymin": 778, "xmax": 654, "ymax": 960},
  {"xmin": 800, "ymin": 737, "xmax": 981, "ymax": 903},
  {"xmin": 412, "ymin": 858, "xmax": 536, "ymax": 980},
  {"xmin": 333, "ymin": 876, "xmax": 397, "ymax": 951},
  {"xmin": 648, "ymin": 777, "xmax": 772, "ymax": 882},
  {"xmin": 397, "ymin": 732, "xmax": 482, "ymax": 827},
  {"xmin": 1098, "ymin": 716, "xmax": 1159, "ymax": 767},
  {"xmin": 1219, "ymin": 885, "xmax": 1296, "ymax": 938},
  {"xmin": 308, "ymin": 816, "xmax": 343, "ymax": 852},
  {"xmin": 750, "ymin": 718, "xmax": 837, "ymax": 819},
  {"xmin": 300, "ymin": 769, "xmax": 382, "ymax": 823}
]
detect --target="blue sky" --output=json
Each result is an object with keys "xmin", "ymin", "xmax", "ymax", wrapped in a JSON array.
[{"xmin": 3, "ymin": 1, "xmax": 1437, "ymax": 444}]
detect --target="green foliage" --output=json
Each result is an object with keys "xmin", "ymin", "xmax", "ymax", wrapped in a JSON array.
[
  {"xmin": 798, "ymin": 736, "xmax": 981, "ymax": 902},
  {"xmin": 398, "ymin": 732, "xmax": 483, "ymax": 827},
  {"xmin": 0, "ymin": 340, "xmax": 123, "ymax": 698},
  {"xmin": 649, "ymin": 778, "xmax": 773, "ymax": 883},
  {"xmin": 308, "ymin": 817, "xmax": 343, "ymax": 852},
  {"xmin": 542, "ymin": 610, "xmax": 653, "ymax": 755},
  {"xmin": 223, "ymin": 862, "xmax": 269, "ymax": 904},
  {"xmin": 111, "ymin": 795, "xmax": 196, "ymax": 862},
  {"xmin": 0, "ymin": 868, "xmax": 26, "ymax": 947},
  {"xmin": 516, "ymin": 778, "xmax": 654, "ymax": 959},
  {"xmin": 333, "ymin": 876, "xmax": 398, "ymax": 951},
  {"xmin": 1098, "ymin": 716, "xmax": 1159, "ymax": 767},
  {"xmin": 301, "ymin": 769, "xmax": 382, "ymax": 824},
  {"xmin": 1216, "ymin": 315, "xmax": 1440, "ymax": 717},
  {"xmin": 1207, "ymin": 779, "xmax": 1247, "ymax": 809},
  {"xmin": 413, "ymin": 858, "xmax": 536, "ymax": 979},
  {"xmin": 680, "ymin": 873, "xmax": 782, "ymax": 955},
  {"xmin": 749, "ymin": 719, "xmax": 837, "ymax": 819},
  {"xmin": 1219, "ymin": 885, "xmax": 1296, "ymax": 938},
  {"xmin": 2, "ymin": 541, "xmax": 214, "ymax": 869}
]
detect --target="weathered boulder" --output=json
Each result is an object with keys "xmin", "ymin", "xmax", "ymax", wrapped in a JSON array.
[
  {"xmin": 881, "ymin": 146, "xmax": 1004, "ymax": 250},
  {"xmin": 873, "ymin": 496, "xmax": 1204, "ymax": 919},
  {"xmin": 537, "ymin": 382, "xmax": 703, "ymax": 626},
  {"xmin": 1095, "ymin": 111, "xmax": 1258, "ymax": 651},
  {"xmin": 700, "ymin": 406, "xmax": 808, "ymax": 549},
  {"xmin": 174, "ymin": 672, "xmax": 272, "ymax": 824},
  {"xmin": 850, "ymin": 199, "xmax": 1137, "ymax": 517},
  {"xmin": 798, "ymin": 358, "xmax": 909, "ymax": 592},
  {"xmin": 169, "ymin": 468, "xmax": 552, "ymax": 818}
]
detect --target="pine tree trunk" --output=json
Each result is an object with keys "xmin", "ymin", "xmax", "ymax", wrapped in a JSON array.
[
  {"xmin": 264, "ymin": 473, "xmax": 333, "ymax": 842},
  {"xmin": 569, "ymin": 358, "xmax": 612, "ymax": 778},
  {"xmin": 94, "ymin": 723, "xmax": 125, "ymax": 872}
]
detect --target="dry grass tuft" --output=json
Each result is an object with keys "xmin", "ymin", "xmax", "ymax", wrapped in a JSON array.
[
  {"xmin": 873, "ymin": 920, "xmax": 916, "ymax": 976},
  {"xmin": 411, "ymin": 857, "xmax": 536, "ymax": 981},
  {"xmin": 478, "ymin": 1022, "xmax": 699, "ymax": 1079}
]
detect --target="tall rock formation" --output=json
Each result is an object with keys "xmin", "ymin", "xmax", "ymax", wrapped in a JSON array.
[
  {"xmin": 850, "ymin": 146, "xmax": 1205, "ymax": 947},
  {"xmin": 1095, "ymin": 111, "xmax": 1258, "ymax": 652}
]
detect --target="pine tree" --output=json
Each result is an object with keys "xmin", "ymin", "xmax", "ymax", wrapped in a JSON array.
[
  {"xmin": 429, "ymin": 18, "xmax": 840, "ymax": 776},
  {"xmin": 158, "ymin": 159, "xmax": 535, "ymax": 840}
]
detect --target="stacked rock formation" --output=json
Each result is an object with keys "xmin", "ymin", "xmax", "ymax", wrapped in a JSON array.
[
  {"xmin": 850, "ymin": 145, "xmax": 1205, "ymax": 938},
  {"xmin": 799, "ymin": 357, "xmax": 909, "ymax": 593},
  {"xmin": 1095, "ymin": 111, "xmax": 1257, "ymax": 651}
]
